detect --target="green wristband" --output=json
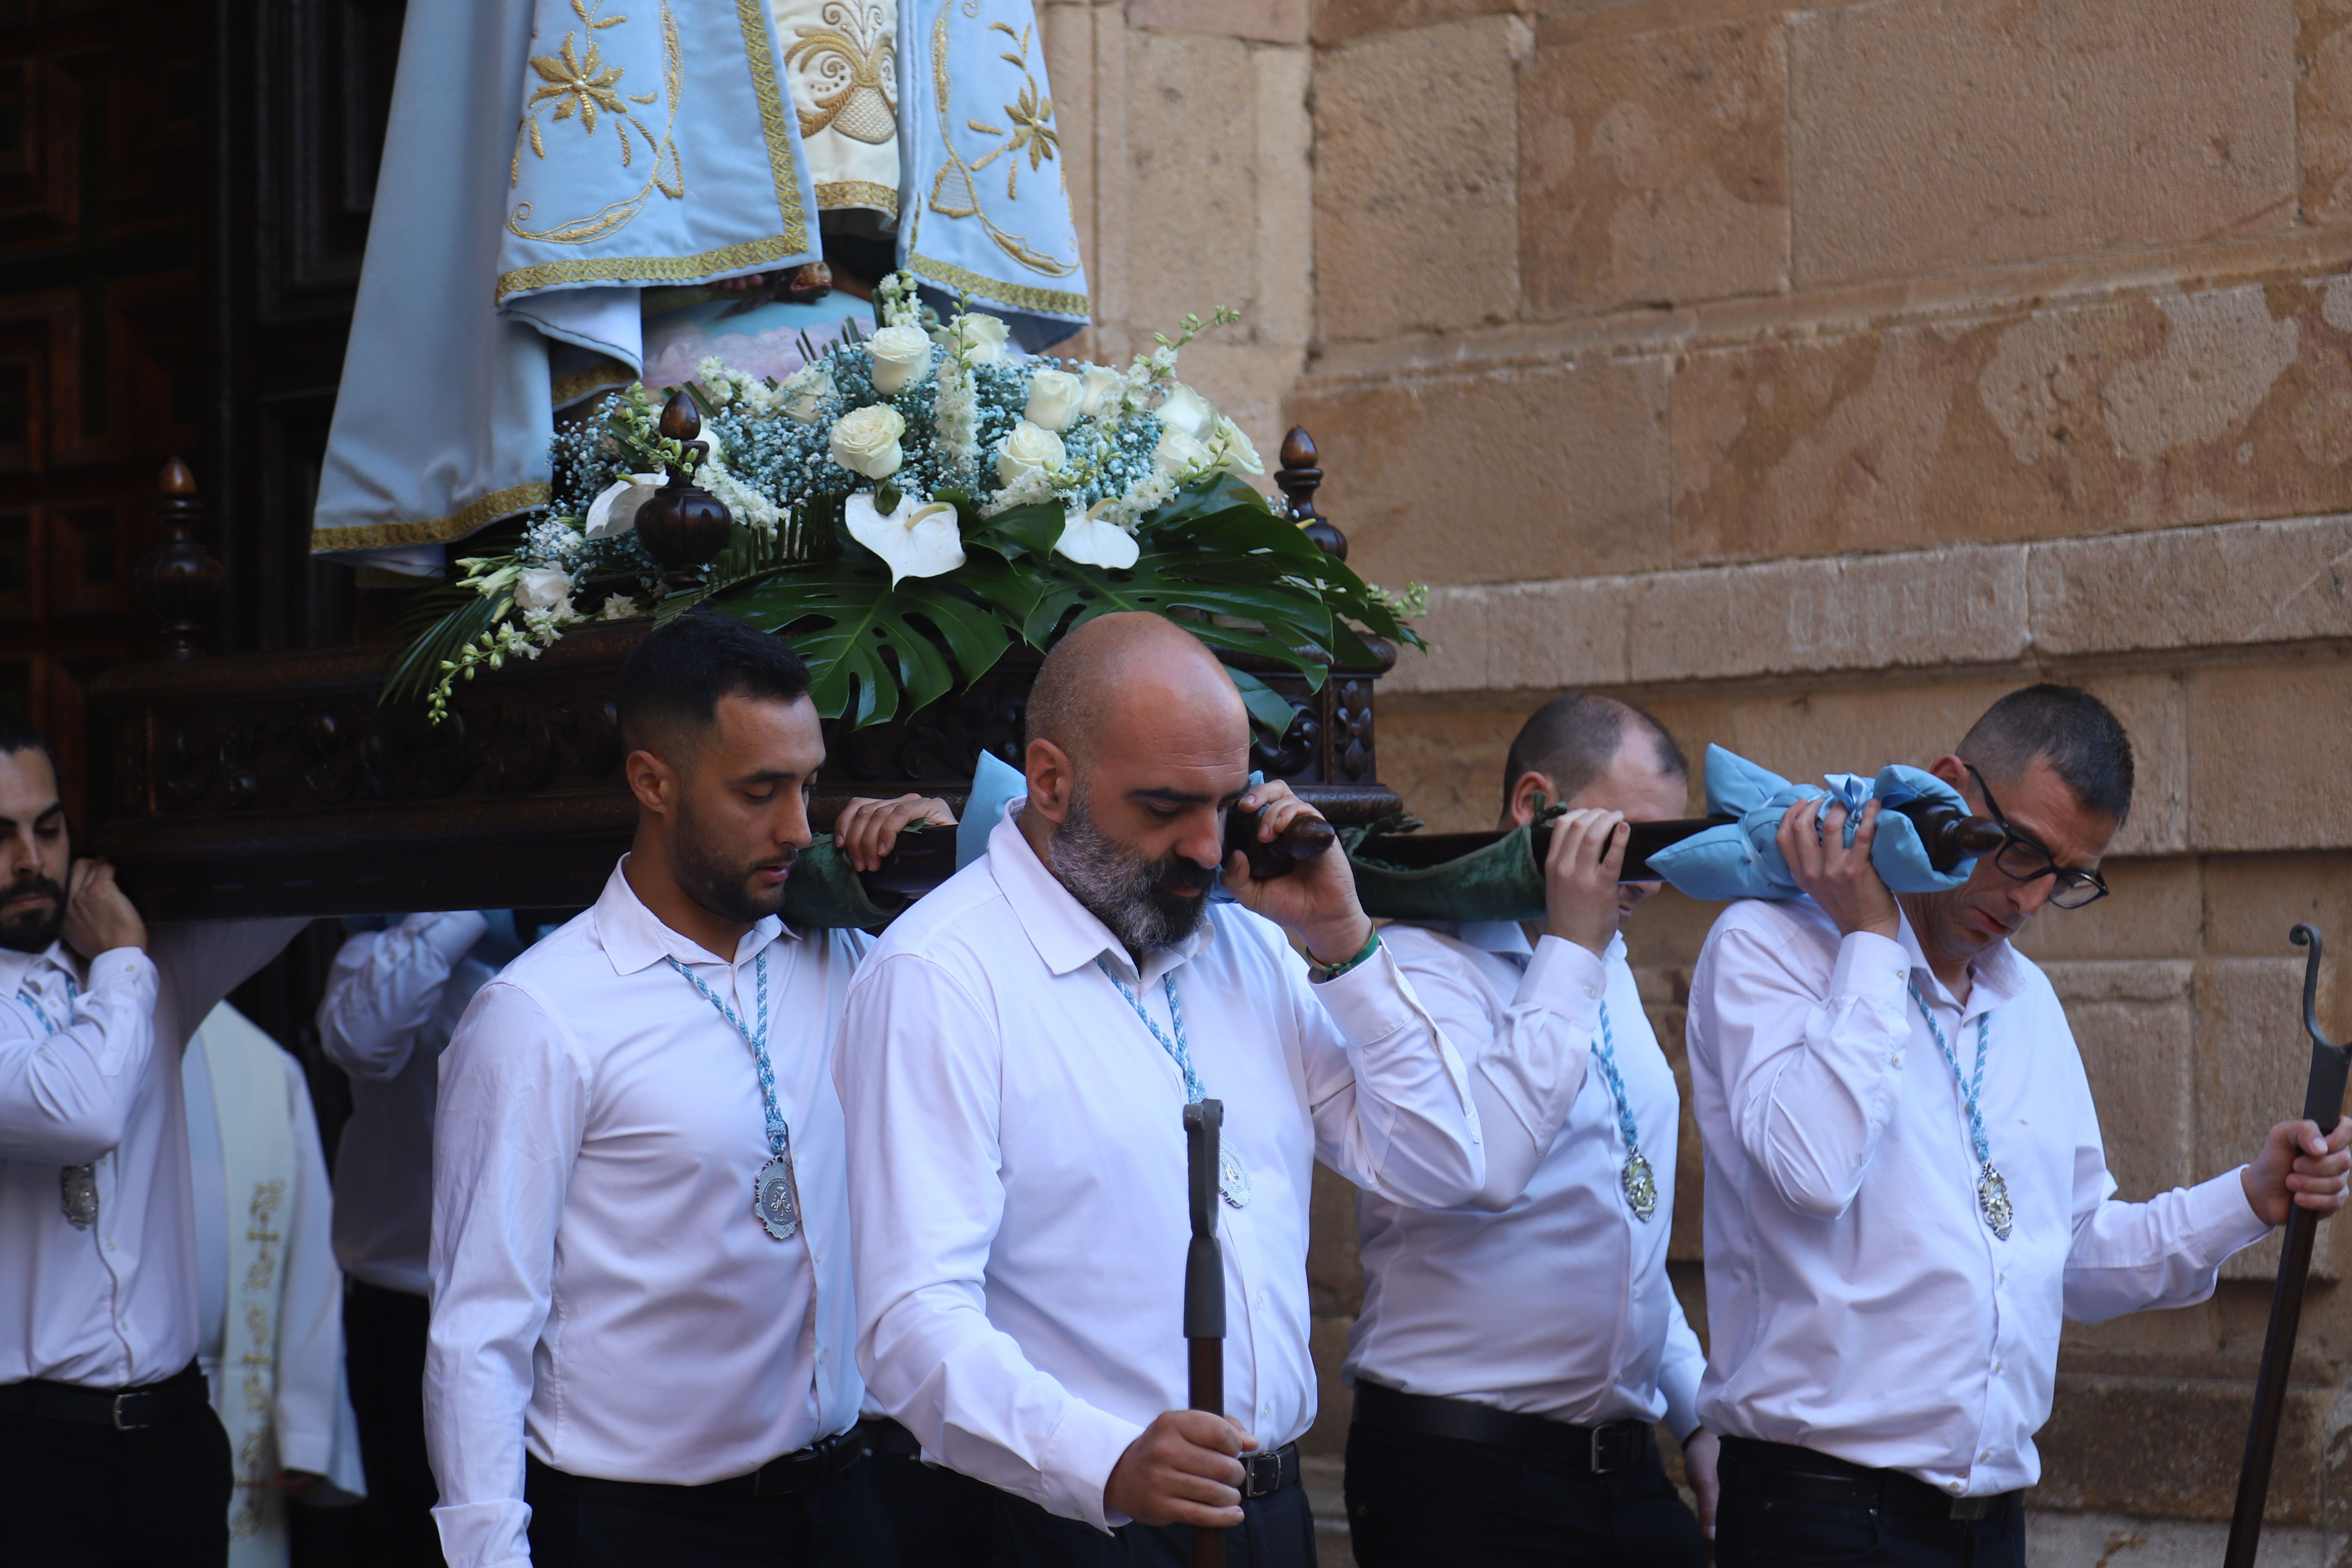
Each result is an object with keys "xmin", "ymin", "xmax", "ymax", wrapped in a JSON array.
[{"xmin": 1308, "ymin": 929, "xmax": 1381, "ymax": 985}]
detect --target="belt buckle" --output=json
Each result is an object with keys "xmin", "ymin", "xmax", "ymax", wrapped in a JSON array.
[
  {"xmin": 1242, "ymin": 1450, "xmax": 1282, "ymax": 1498},
  {"xmin": 1949, "ymin": 1495, "xmax": 1998, "ymax": 1522},
  {"xmin": 110, "ymin": 1390, "xmax": 151, "ymax": 1432},
  {"xmin": 1589, "ymin": 1424, "xmax": 1623, "ymax": 1476}
]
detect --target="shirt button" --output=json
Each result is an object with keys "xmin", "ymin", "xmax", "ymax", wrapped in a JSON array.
[
  {"xmin": 1991, "ymin": 1360, "xmax": 2002, "ymax": 1373},
  {"xmin": 812, "ymin": 1250, "xmax": 825, "ymax": 1266},
  {"xmin": 818, "ymin": 1349, "xmax": 830, "ymax": 1365},
  {"xmin": 106, "ymin": 1242, "xmax": 117, "ymax": 1253},
  {"xmin": 1949, "ymin": 1480, "xmax": 1965, "ymax": 1493},
  {"xmin": 1978, "ymin": 1450, "xmax": 1992, "ymax": 1463}
]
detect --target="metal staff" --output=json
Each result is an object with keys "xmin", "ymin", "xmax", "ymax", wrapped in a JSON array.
[
  {"xmin": 2224, "ymin": 925, "xmax": 2349, "ymax": 1568},
  {"xmin": 1184, "ymin": 1100, "xmax": 1227, "ymax": 1568}
]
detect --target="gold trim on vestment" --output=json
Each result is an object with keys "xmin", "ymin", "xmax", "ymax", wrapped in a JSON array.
[
  {"xmin": 551, "ymin": 357, "xmax": 635, "ymax": 408},
  {"xmin": 816, "ymin": 179, "xmax": 900, "ymax": 213},
  {"xmin": 310, "ymin": 482, "xmax": 553, "ymax": 553},
  {"xmin": 905, "ymin": 250, "xmax": 1087, "ymax": 318},
  {"xmin": 736, "ymin": 0, "xmax": 812, "ymax": 254}
]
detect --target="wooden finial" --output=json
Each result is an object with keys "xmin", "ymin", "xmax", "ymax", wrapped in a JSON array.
[
  {"xmin": 135, "ymin": 456, "xmax": 225, "ymax": 659},
  {"xmin": 657, "ymin": 387, "xmax": 703, "ymax": 443},
  {"xmin": 1275, "ymin": 426, "xmax": 1346, "ymax": 560}
]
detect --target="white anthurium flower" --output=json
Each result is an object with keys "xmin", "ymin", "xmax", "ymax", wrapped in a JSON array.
[
  {"xmin": 831, "ymin": 404, "xmax": 908, "ymax": 479},
  {"xmin": 1211, "ymin": 415, "xmax": 1264, "ymax": 476},
  {"xmin": 582, "ymin": 473, "xmax": 669, "ymax": 539},
  {"xmin": 780, "ymin": 366, "xmax": 833, "ymax": 423},
  {"xmin": 1154, "ymin": 381, "xmax": 1216, "ymax": 441},
  {"xmin": 867, "ymin": 325, "xmax": 934, "ymax": 394},
  {"xmin": 1023, "ymin": 369, "xmax": 1086, "ymax": 432},
  {"xmin": 996, "ymin": 420, "xmax": 1067, "ymax": 485},
  {"xmin": 844, "ymin": 490, "xmax": 966, "ymax": 585},
  {"xmin": 1052, "ymin": 501, "xmax": 1140, "ymax": 570},
  {"xmin": 511, "ymin": 567, "xmax": 576, "ymax": 612},
  {"xmin": 1153, "ymin": 427, "xmax": 1213, "ymax": 478},
  {"xmin": 949, "ymin": 312, "xmax": 1011, "ymax": 363},
  {"xmin": 1078, "ymin": 364, "xmax": 1126, "ymax": 419}
]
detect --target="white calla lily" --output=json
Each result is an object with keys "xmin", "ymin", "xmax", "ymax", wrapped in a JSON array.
[
  {"xmin": 844, "ymin": 490, "xmax": 967, "ymax": 585},
  {"xmin": 1052, "ymin": 502, "xmax": 1140, "ymax": 570},
  {"xmin": 582, "ymin": 473, "xmax": 669, "ymax": 539}
]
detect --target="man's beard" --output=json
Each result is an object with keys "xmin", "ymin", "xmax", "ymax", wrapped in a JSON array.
[
  {"xmin": 1051, "ymin": 788, "xmax": 1219, "ymax": 954},
  {"xmin": 669, "ymin": 805, "xmax": 793, "ymax": 927},
  {"xmin": 0, "ymin": 873, "xmax": 65, "ymax": 955}
]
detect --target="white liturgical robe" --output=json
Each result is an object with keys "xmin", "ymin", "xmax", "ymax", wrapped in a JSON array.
[
  {"xmin": 836, "ymin": 807, "xmax": 1486, "ymax": 1531},
  {"xmin": 1349, "ymin": 922, "xmax": 1706, "ymax": 1439},
  {"xmin": 426, "ymin": 862, "xmax": 869, "ymax": 1568},
  {"xmin": 1687, "ymin": 896, "xmax": 2274, "ymax": 1498}
]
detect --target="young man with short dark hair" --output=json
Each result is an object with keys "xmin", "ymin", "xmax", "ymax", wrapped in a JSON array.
[
  {"xmin": 1689, "ymin": 684, "xmax": 2352, "ymax": 1568},
  {"xmin": 0, "ymin": 715, "xmax": 304, "ymax": 1566},
  {"xmin": 425, "ymin": 612, "xmax": 949, "ymax": 1568},
  {"xmin": 1344, "ymin": 691, "xmax": 1718, "ymax": 1568}
]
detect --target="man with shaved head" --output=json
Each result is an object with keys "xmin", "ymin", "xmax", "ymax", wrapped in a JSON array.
[{"xmin": 837, "ymin": 611, "xmax": 1491, "ymax": 1565}]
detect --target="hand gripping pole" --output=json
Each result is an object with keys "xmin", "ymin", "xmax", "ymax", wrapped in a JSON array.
[
  {"xmin": 2224, "ymin": 925, "xmax": 2350, "ymax": 1568},
  {"xmin": 1184, "ymin": 1100, "xmax": 1227, "ymax": 1568}
]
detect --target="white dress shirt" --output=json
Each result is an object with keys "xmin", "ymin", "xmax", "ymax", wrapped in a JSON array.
[
  {"xmin": 1686, "ymin": 896, "xmax": 2273, "ymax": 1497},
  {"xmin": 836, "ymin": 807, "xmax": 1486, "ymax": 1531},
  {"xmin": 427, "ymin": 861, "xmax": 869, "ymax": 1568},
  {"xmin": 318, "ymin": 910, "xmax": 496, "ymax": 1296},
  {"xmin": 1349, "ymin": 922, "xmax": 1706, "ymax": 1440},
  {"xmin": 0, "ymin": 920, "xmax": 305, "ymax": 1389}
]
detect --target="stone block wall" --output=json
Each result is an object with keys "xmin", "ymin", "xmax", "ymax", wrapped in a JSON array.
[{"xmin": 1040, "ymin": 0, "xmax": 2352, "ymax": 1553}]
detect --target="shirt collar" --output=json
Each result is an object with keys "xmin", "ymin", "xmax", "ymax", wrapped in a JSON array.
[
  {"xmin": 591, "ymin": 856, "xmax": 788, "ymax": 975},
  {"xmin": 985, "ymin": 804, "xmax": 1215, "ymax": 984},
  {"xmin": 1893, "ymin": 906, "xmax": 2023, "ymax": 1021},
  {"xmin": 1437, "ymin": 920, "xmax": 1626, "ymax": 970},
  {"xmin": 0, "ymin": 940, "xmax": 56, "ymax": 996}
]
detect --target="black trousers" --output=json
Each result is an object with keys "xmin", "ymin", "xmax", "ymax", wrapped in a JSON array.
[
  {"xmin": 524, "ymin": 1449, "xmax": 899, "ymax": 1568},
  {"xmin": 1344, "ymin": 1421, "xmax": 1704, "ymax": 1568},
  {"xmin": 0, "ymin": 1377, "xmax": 233, "ymax": 1568},
  {"xmin": 343, "ymin": 1278, "xmax": 445, "ymax": 1567},
  {"xmin": 1715, "ymin": 1441, "xmax": 2026, "ymax": 1568},
  {"xmin": 919, "ymin": 1463, "xmax": 1316, "ymax": 1568}
]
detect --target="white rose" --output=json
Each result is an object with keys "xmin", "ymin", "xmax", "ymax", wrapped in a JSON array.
[
  {"xmin": 512, "ymin": 567, "xmax": 575, "ymax": 612},
  {"xmin": 867, "ymin": 326, "xmax": 935, "ymax": 395},
  {"xmin": 831, "ymin": 404, "xmax": 908, "ymax": 479},
  {"xmin": 995, "ymin": 420, "xmax": 1068, "ymax": 486},
  {"xmin": 1078, "ymin": 364, "xmax": 1127, "ymax": 419},
  {"xmin": 1153, "ymin": 428, "xmax": 1213, "ymax": 478},
  {"xmin": 1154, "ymin": 381, "xmax": 1216, "ymax": 441},
  {"xmin": 949, "ymin": 312, "xmax": 1011, "ymax": 362},
  {"xmin": 1211, "ymin": 415, "xmax": 1264, "ymax": 476},
  {"xmin": 781, "ymin": 367, "xmax": 833, "ymax": 423},
  {"xmin": 582, "ymin": 473, "xmax": 668, "ymax": 539},
  {"xmin": 1023, "ymin": 369, "xmax": 1086, "ymax": 432}
]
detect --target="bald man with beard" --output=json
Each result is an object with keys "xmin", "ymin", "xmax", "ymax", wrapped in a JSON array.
[{"xmin": 836, "ymin": 613, "xmax": 1503, "ymax": 1567}]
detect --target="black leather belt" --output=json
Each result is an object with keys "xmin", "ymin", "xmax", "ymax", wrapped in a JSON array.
[
  {"xmin": 711, "ymin": 1426, "xmax": 868, "ymax": 1497},
  {"xmin": 0, "ymin": 1361, "xmax": 209, "ymax": 1432},
  {"xmin": 1237, "ymin": 1441, "xmax": 1300, "ymax": 1499},
  {"xmin": 1719, "ymin": 1436, "xmax": 2021, "ymax": 1524},
  {"xmin": 1352, "ymin": 1379, "xmax": 1652, "ymax": 1475}
]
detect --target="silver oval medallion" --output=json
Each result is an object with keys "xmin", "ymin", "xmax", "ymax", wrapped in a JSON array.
[
  {"xmin": 60, "ymin": 1163, "xmax": 97, "ymax": 1231},
  {"xmin": 755, "ymin": 1156, "xmax": 801, "ymax": 1241},
  {"xmin": 1978, "ymin": 1162, "xmax": 2014, "ymax": 1241},
  {"xmin": 1219, "ymin": 1147, "xmax": 1251, "ymax": 1210},
  {"xmin": 1622, "ymin": 1151, "xmax": 1658, "ymax": 1222}
]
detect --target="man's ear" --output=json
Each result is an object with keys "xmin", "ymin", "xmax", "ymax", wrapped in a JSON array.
[
  {"xmin": 1023, "ymin": 738, "xmax": 1075, "ymax": 826},
  {"xmin": 624, "ymin": 748, "xmax": 678, "ymax": 817},
  {"xmin": 1926, "ymin": 752, "xmax": 1969, "ymax": 796},
  {"xmin": 1505, "ymin": 770, "xmax": 1556, "ymax": 829}
]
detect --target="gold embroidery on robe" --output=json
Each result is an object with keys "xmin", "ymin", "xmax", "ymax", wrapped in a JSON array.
[{"xmin": 509, "ymin": 0, "xmax": 687, "ymax": 247}]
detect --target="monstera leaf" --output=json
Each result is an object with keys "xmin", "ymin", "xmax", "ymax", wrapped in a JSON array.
[{"xmin": 715, "ymin": 556, "xmax": 1014, "ymax": 727}]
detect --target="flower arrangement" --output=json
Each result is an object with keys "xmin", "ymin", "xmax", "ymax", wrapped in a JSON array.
[{"xmin": 385, "ymin": 276, "xmax": 1421, "ymax": 731}]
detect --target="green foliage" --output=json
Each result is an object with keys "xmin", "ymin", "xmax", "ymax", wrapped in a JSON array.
[{"xmin": 717, "ymin": 557, "xmax": 1015, "ymax": 727}]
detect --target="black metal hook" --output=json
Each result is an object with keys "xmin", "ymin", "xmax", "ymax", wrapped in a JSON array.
[{"xmin": 2291, "ymin": 925, "xmax": 2339, "ymax": 1052}]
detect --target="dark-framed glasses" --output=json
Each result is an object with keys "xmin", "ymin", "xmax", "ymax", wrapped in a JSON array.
[{"xmin": 1965, "ymin": 764, "xmax": 2110, "ymax": 910}]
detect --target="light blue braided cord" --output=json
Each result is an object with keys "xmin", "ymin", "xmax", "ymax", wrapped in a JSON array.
[
  {"xmin": 1908, "ymin": 980, "xmax": 1992, "ymax": 1168},
  {"xmin": 667, "ymin": 951, "xmax": 789, "ymax": 1156},
  {"xmin": 14, "ymin": 974, "xmax": 78, "ymax": 1038},
  {"xmin": 1592, "ymin": 1002, "xmax": 1645, "ymax": 1162},
  {"xmin": 1097, "ymin": 958, "xmax": 1204, "ymax": 1103}
]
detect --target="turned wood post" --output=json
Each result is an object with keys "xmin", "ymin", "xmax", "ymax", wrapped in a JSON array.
[
  {"xmin": 133, "ymin": 457, "xmax": 225, "ymax": 659},
  {"xmin": 1275, "ymin": 427, "xmax": 1347, "ymax": 560}
]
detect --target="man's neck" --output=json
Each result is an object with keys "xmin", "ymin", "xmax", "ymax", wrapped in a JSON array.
[
  {"xmin": 622, "ymin": 839, "xmax": 749, "ymax": 962},
  {"xmin": 1896, "ymin": 893, "xmax": 1973, "ymax": 1007}
]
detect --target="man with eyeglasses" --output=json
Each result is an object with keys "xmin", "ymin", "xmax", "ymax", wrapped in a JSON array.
[{"xmin": 1684, "ymin": 684, "xmax": 2352, "ymax": 1568}]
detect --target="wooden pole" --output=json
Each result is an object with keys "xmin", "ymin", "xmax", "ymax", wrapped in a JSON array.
[
  {"xmin": 2224, "ymin": 926, "xmax": 2348, "ymax": 1568},
  {"xmin": 1185, "ymin": 1100, "xmax": 1227, "ymax": 1568}
]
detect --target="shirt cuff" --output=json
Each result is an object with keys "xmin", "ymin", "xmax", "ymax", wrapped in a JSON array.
[
  {"xmin": 276, "ymin": 1426, "xmax": 334, "ymax": 1477},
  {"xmin": 1517, "ymin": 937, "xmax": 1608, "ymax": 1031},
  {"xmin": 430, "ymin": 1499, "xmax": 531, "ymax": 1568},
  {"xmin": 1829, "ymin": 929, "xmax": 1912, "ymax": 1004},
  {"xmin": 1314, "ymin": 941, "xmax": 1426, "ymax": 1049},
  {"xmin": 1041, "ymin": 1401, "xmax": 1149, "ymax": 1531},
  {"xmin": 86, "ymin": 948, "xmax": 158, "ymax": 1003},
  {"xmin": 2187, "ymin": 1166, "xmax": 2277, "ymax": 1263},
  {"xmin": 416, "ymin": 910, "xmax": 492, "ymax": 966}
]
